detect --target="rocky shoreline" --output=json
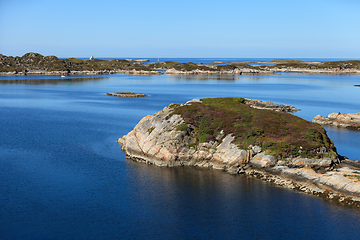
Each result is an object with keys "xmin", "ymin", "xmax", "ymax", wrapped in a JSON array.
[
  {"xmin": 2, "ymin": 53, "xmax": 360, "ymax": 76},
  {"xmin": 0, "ymin": 69, "xmax": 162, "ymax": 76},
  {"xmin": 272, "ymin": 67, "xmax": 360, "ymax": 75},
  {"xmin": 118, "ymin": 98, "xmax": 360, "ymax": 208},
  {"xmin": 3, "ymin": 68, "xmax": 359, "ymax": 76},
  {"xmin": 165, "ymin": 67, "xmax": 360, "ymax": 75},
  {"xmin": 245, "ymin": 164, "xmax": 360, "ymax": 207},
  {"xmin": 313, "ymin": 112, "xmax": 360, "ymax": 130},
  {"xmin": 3, "ymin": 67, "xmax": 359, "ymax": 76},
  {"xmin": 165, "ymin": 68, "xmax": 275, "ymax": 75}
]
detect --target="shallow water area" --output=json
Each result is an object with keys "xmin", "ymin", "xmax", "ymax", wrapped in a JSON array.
[{"xmin": 1, "ymin": 72, "xmax": 360, "ymax": 239}]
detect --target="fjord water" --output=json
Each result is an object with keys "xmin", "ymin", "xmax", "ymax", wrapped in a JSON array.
[{"xmin": 1, "ymin": 72, "xmax": 360, "ymax": 239}]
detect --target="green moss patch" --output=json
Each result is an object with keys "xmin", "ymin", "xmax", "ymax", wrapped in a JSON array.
[{"xmin": 172, "ymin": 97, "xmax": 337, "ymax": 159}]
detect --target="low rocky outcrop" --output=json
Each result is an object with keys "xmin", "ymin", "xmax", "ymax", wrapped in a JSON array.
[
  {"xmin": 118, "ymin": 98, "xmax": 360, "ymax": 207},
  {"xmin": 165, "ymin": 68, "xmax": 274, "ymax": 75},
  {"xmin": 243, "ymin": 98, "xmax": 299, "ymax": 113},
  {"xmin": 313, "ymin": 112, "xmax": 360, "ymax": 130},
  {"xmin": 271, "ymin": 67, "xmax": 360, "ymax": 74},
  {"xmin": 106, "ymin": 92, "xmax": 147, "ymax": 98},
  {"xmin": 0, "ymin": 69, "xmax": 162, "ymax": 76},
  {"xmin": 134, "ymin": 59, "xmax": 150, "ymax": 62},
  {"xmin": 2, "ymin": 53, "xmax": 359, "ymax": 76}
]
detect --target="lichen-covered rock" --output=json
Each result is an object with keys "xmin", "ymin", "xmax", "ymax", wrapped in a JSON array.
[{"xmin": 250, "ymin": 152, "xmax": 276, "ymax": 168}]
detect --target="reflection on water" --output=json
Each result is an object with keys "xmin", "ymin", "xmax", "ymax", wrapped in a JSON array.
[
  {"xmin": 0, "ymin": 76, "xmax": 108, "ymax": 85},
  {"xmin": 124, "ymin": 159, "xmax": 360, "ymax": 239},
  {"xmin": 169, "ymin": 75, "xmax": 239, "ymax": 81}
]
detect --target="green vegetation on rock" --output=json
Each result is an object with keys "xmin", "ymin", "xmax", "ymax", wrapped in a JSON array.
[
  {"xmin": 314, "ymin": 60, "xmax": 360, "ymax": 69},
  {"xmin": 147, "ymin": 61, "xmax": 256, "ymax": 72},
  {"xmin": 172, "ymin": 97, "xmax": 337, "ymax": 159},
  {"xmin": 268, "ymin": 59, "xmax": 360, "ymax": 70},
  {"xmin": 0, "ymin": 52, "xmax": 158, "ymax": 73},
  {"xmin": 1, "ymin": 53, "xmax": 258, "ymax": 74},
  {"xmin": 1, "ymin": 53, "xmax": 359, "ymax": 75},
  {"xmin": 148, "ymin": 61, "xmax": 213, "ymax": 71}
]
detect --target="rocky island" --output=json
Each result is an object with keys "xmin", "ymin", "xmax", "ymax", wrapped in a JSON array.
[
  {"xmin": 0, "ymin": 52, "xmax": 161, "ymax": 76},
  {"xmin": 119, "ymin": 97, "xmax": 360, "ymax": 207},
  {"xmin": 313, "ymin": 112, "xmax": 360, "ymax": 130},
  {"xmin": 106, "ymin": 92, "xmax": 148, "ymax": 98},
  {"xmin": 1, "ymin": 53, "xmax": 360, "ymax": 76}
]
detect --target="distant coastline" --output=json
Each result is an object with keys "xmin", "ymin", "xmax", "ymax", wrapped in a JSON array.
[{"xmin": 1, "ymin": 52, "xmax": 360, "ymax": 76}]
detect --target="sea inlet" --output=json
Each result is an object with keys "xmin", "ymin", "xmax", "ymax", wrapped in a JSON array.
[{"xmin": 1, "ymin": 72, "xmax": 360, "ymax": 239}]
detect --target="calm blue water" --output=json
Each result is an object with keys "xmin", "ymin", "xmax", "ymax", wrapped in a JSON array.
[{"xmin": 1, "ymin": 71, "xmax": 360, "ymax": 239}]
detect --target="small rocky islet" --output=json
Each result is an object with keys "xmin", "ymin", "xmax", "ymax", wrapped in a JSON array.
[
  {"xmin": 1, "ymin": 52, "xmax": 360, "ymax": 76},
  {"xmin": 313, "ymin": 112, "xmax": 360, "ymax": 130},
  {"xmin": 106, "ymin": 92, "xmax": 147, "ymax": 98},
  {"xmin": 119, "ymin": 97, "xmax": 360, "ymax": 207}
]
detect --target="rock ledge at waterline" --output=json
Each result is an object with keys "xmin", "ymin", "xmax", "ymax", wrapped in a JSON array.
[
  {"xmin": 313, "ymin": 112, "xmax": 360, "ymax": 130},
  {"xmin": 118, "ymin": 98, "xmax": 360, "ymax": 207}
]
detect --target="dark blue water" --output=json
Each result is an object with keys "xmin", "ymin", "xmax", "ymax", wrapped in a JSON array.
[{"xmin": 1, "ymin": 72, "xmax": 360, "ymax": 239}]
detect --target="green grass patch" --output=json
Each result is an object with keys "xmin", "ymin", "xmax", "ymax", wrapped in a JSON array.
[
  {"xmin": 171, "ymin": 97, "xmax": 337, "ymax": 159},
  {"xmin": 176, "ymin": 124, "xmax": 188, "ymax": 132}
]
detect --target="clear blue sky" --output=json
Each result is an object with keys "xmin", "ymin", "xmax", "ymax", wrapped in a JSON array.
[{"xmin": 0, "ymin": 0, "xmax": 359, "ymax": 58}]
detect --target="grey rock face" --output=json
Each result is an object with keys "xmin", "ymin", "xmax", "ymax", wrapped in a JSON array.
[{"xmin": 250, "ymin": 152, "xmax": 276, "ymax": 168}]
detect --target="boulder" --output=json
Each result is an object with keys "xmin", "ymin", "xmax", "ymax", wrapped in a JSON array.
[{"xmin": 250, "ymin": 152, "xmax": 276, "ymax": 168}]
